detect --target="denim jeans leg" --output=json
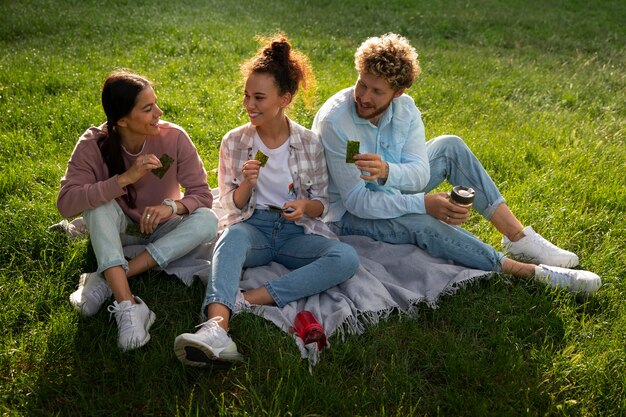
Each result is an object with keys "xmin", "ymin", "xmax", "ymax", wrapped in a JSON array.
[
  {"xmin": 145, "ymin": 207, "xmax": 218, "ymax": 269},
  {"xmin": 83, "ymin": 200, "xmax": 131, "ymax": 274},
  {"xmin": 425, "ymin": 135, "xmax": 506, "ymax": 220},
  {"xmin": 336, "ymin": 211, "xmax": 504, "ymax": 272},
  {"xmin": 201, "ymin": 220, "xmax": 273, "ymax": 316},
  {"xmin": 266, "ymin": 226, "xmax": 360, "ymax": 307}
]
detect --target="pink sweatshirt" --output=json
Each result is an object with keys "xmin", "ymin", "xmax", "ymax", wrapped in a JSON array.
[{"xmin": 57, "ymin": 121, "xmax": 212, "ymax": 224}]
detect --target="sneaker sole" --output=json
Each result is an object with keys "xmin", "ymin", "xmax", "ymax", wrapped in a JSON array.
[{"xmin": 173, "ymin": 335, "xmax": 243, "ymax": 367}]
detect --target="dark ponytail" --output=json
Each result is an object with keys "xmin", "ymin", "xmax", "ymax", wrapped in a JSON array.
[{"xmin": 99, "ymin": 71, "xmax": 150, "ymax": 208}]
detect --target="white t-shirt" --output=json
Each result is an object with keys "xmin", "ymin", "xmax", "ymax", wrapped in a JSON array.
[{"xmin": 253, "ymin": 133, "xmax": 295, "ymax": 209}]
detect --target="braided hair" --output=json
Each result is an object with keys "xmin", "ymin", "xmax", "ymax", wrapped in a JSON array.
[{"xmin": 98, "ymin": 71, "xmax": 150, "ymax": 208}]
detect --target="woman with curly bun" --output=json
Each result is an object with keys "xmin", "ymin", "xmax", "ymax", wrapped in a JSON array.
[{"xmin": 174, "ymin": 35, "xmax": 359, "ymax": 366}]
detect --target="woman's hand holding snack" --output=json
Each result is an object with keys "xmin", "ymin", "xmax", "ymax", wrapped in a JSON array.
[
  {"xmin": 233, "ymin": 159, "xmax": 261, "ymax": 209},
  {"xmin": 281, "ymin": 200, "xmax": 307, "ymax": 221},
  {"xmin": 282, "ymin": 199, "xmax": 323, "ymax": 221},
  {"xmin": 241, "ymin": 159, "xmax": 261, "ymax": 187},
  {"xmin": 118, "ymin": 154, "xmax": 162, "ymax": 188}
]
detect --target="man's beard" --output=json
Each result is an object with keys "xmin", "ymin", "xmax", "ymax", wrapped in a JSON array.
[{"xmin": 354, "ymin": 97, "xmax": 391, "ymax": 122}]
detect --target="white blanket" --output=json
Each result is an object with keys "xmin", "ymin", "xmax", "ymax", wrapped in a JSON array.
[
  {"xmin": 51, "ymin": 193, "xmax": 492, "ymax": 368},
  {"xmin": 236, "ymin": 234, "xmax": 490, "ymax": 368}
]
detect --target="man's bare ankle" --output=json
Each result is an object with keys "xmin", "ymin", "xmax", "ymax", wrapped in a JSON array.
[{"xmin": 508, "ymin": 229, "xmax": 526, "ymax": 242}]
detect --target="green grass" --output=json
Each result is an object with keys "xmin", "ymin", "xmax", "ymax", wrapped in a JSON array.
[{"xmin": 1, "ymin": 0, "xmax": 625, "ymax": 415}]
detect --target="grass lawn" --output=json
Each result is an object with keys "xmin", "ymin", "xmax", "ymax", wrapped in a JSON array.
[{"xmin": 1, "ymin": 0, "xmax": 624, "ymax": 415}]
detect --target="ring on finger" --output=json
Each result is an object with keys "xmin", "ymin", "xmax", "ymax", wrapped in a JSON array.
[{"xmin": 146, "ymin": 213, "xmax": 152, "ymax": 219}]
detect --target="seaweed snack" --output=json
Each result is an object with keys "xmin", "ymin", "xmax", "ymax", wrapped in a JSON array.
[
  {"xmin": 152, "ymin": 153, "xmax": 174, "ymax": 179},
  {"xmin": 254, "ymin": 150, "xmax": 269, "ymax": 167},
  {"xmin": 267, "ymin": 204, "xmax": 296, "ymax": 213},
  {"xmin": 345, "ymin": 140, "xmax": 360, "ymax": 163},
  {"xmin": 266, "ymin": 204, "xmax": 284, "ymax": 213}
]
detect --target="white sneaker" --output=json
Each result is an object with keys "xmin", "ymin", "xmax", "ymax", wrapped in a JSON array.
[
  {"xmin": 502, "ymin": 226, "xmax": 579, "ymax": 268},
  {"xmin": 174, "ymin": 316, "xmax": 244, "ymax": 367},
  {"xmin": 69, "ymin": 272, "xmax": 113, "ymax": 317},
  {"xmin": 534, "ymin": 264, "xmax": 601, "ymax": 295},
  {"xmin": 233, "ymin": 289, "xmax": 251, "ymax": 313},
  {"xmin": 48, "ymin": 218, "xmax": 88, "ymax": 237},
  {"xmin": 107, "ymin": 296, "xmax": 156, "ymax": 352}
]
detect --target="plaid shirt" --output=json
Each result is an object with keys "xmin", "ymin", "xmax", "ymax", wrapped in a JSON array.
[{"xmin": 217, "ymin": 118, "xmax": 336, "ymax": 239}]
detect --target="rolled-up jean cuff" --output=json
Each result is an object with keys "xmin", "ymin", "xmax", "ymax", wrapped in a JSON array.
[
  {"xmin": 200, "ymin": 297, "xmax": 234, "ymax": 319},
  {"xmin": 264, "ymin": 281, "xmax": 284, "ymax": 308},
  {"xmin": 145, "ymin": 243, "xmax": 167, "ymax": 269},
  {"xmin": 494, "ymin": 253, "xmax": 507, "ymax": 272},
  {"xmin": 96, "ymin": 259, "xmax": 129, "ymax": 275},
  {"xmin": 482, "ymin": 197, "xmax": 506, "ymax": 220}
]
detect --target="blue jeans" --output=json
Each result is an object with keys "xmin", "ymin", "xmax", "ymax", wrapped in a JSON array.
[
  {"xmin": 202, "ymin": 210, "xmax": 359, "ymax": 313},
  {"xmin": 331, "ymin": 135, "xmax": 506, "ymax": 272},
  {"xmin": 84, "ymin": 201, "xmax": 218, "ymax": 274}
]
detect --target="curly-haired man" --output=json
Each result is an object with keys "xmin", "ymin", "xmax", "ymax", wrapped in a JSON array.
[{"xmin": 312, "ymin": 33, "xmax": 600, "ymax": 294}]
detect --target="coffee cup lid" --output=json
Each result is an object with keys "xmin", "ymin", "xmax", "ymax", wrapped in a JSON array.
[{"xmin": 451, "ymin": 186, "xmax": 475, "ymax": 204}]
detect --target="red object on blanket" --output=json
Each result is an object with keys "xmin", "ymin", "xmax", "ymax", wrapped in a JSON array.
[{"xmin": 292, "ymin": 310, "xmax": 327, "ymax": 351}]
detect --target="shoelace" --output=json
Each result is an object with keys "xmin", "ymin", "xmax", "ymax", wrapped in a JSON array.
[
  {"xmin": 194, "ymin": 317, "xmax": 232, "ymax": 356},
  {"xmin": 196, "ymin": 316, "xmax": 223, "ymax": 331},
  {"xmin": 195, "ymin": 316, "xmax": 230, "ymax": 343},
  {"xmin": 527, "ymin": 233, "xmax": 562, "ymax": 250},
  {"xmin": 107, "ymin": 302, "xmax": 135, "ymax": 334}
]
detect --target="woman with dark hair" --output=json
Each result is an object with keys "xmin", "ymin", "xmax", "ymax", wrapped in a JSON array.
[
  {"xmin": 174, "ymin": 35, "xmax": 359, "ymax": 366},
  {"xmin": 57, "ymin": 71, "xmax": 217, "ymax": 351}
]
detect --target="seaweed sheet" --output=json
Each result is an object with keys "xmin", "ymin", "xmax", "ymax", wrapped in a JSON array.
[
  {"xmin": 254, "ymin": 150, "xmax": 269, "ymax": 167},
  {"xmin": 152, "ymin": 153, "xmax": 174, "ymax": 179},
  {"xmin": 345, "ymin": 140, "xmax": 360, "ymax": 163}
]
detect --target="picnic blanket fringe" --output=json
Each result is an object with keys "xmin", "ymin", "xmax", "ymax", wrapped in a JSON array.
[{"xmin": 50, "ymin": 212, "xmax": 493, "ymax": 371}]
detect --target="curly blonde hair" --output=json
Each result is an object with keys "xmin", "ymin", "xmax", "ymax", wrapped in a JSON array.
[{"xmin": 354, "ymin": 33, "xmax": 420, "ymax": 90}]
